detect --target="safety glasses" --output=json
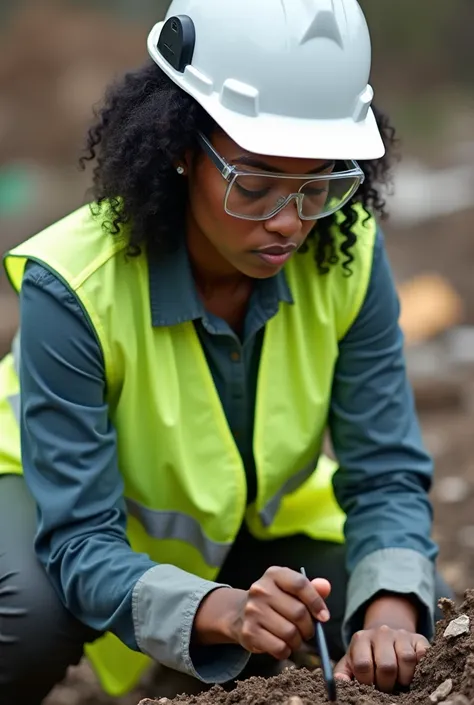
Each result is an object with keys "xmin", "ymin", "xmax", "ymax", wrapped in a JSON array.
[{"xmin": 197, "ymin": 131, "xmax": 365, "ymax": 222}]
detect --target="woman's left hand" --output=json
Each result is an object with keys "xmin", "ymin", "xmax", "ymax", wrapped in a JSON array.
[{"xmin": 334, "ymin": 595, "xmax": 430, "ymax": 692}]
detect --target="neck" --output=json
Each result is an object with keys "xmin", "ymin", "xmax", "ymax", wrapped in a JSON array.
[
  {"xmin": 185, "ymin": 212, "xmax": 254, "ymax": 334},
  {"xmin": 185, "ymin": 213, "xmax": 248, "ymax": 297}
]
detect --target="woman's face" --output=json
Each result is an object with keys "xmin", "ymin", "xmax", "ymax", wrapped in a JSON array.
[{"xmin": 185, "ymin": 130, "xmax": 332, "ymax": 279}]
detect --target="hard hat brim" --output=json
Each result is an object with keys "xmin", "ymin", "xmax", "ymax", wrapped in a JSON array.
[{"xmin": 203, "ymin": 101, "xmax": 386, "ymax": 161}]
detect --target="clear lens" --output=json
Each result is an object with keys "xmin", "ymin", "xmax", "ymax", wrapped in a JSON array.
[{"xmin": 225, "ymin": 162, "xmax": 362, "ymax": 221}]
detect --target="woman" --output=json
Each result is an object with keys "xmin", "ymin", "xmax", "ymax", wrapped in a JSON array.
[{"xmin": 0, "ymin": 0, "xmax": 449, "ymax": 703}]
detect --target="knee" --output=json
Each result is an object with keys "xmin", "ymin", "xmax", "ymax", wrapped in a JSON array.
[{"xmin": 0, "ymin": 558, "xmax": 88, "ymax": 688}]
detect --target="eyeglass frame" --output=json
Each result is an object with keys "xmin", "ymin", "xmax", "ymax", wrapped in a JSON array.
[{"xmin": 196, "ymin": 131, "xmax": 365, "ymax": 222}]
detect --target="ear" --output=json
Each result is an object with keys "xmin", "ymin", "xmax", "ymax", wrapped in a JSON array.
[{"xmin": 183, "ymin": 149, "xmax": 194, "ymax": 172}]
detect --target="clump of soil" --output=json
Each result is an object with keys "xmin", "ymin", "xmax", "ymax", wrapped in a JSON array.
[
  {"xmin": 139, "ymin": 590, "xmax": 474, "ymax": 705},
  {"xmin": 407, "ymin": 591, "xmax": 474, "ymax": 705}
]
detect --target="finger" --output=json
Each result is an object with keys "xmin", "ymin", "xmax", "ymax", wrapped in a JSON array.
[
  {"xmin": 349, "ymin": 630, "xmax": 374, "ymax": 686},
  {"xmin": 264, "ymin": 591, "xmax": 315, "ymax": 642},
  {"xmin": 415, "ymin": 636, "xmax": 430, "ymax": 662},
  {"xmin": 240, "ymin": 619, "xmax": 293, "ymax": 661},
  {"xmin": 334, "ymin": 654, "xmax": 353, "ymax": 682},
  {"xmin": 311, "ymin": 578, "xmax": 332, "ymax": 600},
  {"xmin": 244, "ymin": 597, "xmax": 306, "ymax": 653},
  {"xmin": 394, "ymin": 632, "xmax": 418, "ymax": 687},
  {"xmin": 260, "ymin": 607, "xmax": 306, "ymax": 653},
  {"xmin": 372, "ymin": 626, "xmax": 398, "ymax": 692},
  {"xmin": 264, "ymin": 566, "xmax": 330, "ymax": 621}
]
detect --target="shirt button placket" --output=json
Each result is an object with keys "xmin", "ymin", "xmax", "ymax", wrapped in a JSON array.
[{"xmin": 230, "ymin": 347, "xmax": 245, "ymax": 444}]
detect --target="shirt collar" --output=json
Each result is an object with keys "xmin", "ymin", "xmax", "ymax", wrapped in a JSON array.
[{"xmin": 148, "ymin": 243, "xmax": 293, "ymax": 328}]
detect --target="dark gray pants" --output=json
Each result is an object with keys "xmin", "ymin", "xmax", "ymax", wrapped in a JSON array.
[
  {"xmin": 0, "ymin": 476, "xmax": 100, "ymax": 705},
  {"xmin": 0, "ymin": 475, "xmax": 452, "ymax": 704}
]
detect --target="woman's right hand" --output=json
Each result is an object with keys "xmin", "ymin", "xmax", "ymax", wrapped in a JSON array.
[{"xmin": 193, "ymin": 566, "xmax": 332, "ymax": 660}]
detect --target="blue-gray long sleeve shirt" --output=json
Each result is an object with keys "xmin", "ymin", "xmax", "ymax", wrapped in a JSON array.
[{"xmin": 17, "ymin": 228, "xmax": 438, "ymax": 682}]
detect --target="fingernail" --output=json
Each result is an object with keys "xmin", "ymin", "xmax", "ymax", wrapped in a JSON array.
[{"xmin": 319, "ymin": 609, "xmax": 330, "ymax": 622}]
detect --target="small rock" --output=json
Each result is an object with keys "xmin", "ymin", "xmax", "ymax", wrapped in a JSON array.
[
  {"xmin": 436, "ymin": 476, "xmax": 470, "ymax": 503},
  {"xmin": 439, "ymin": 696, "xmax": 470, "ymax": 705},
  {"xmin": 430, "ymin": 679, "xmax": 453, "ymax": 703},
  {"xmin": 285, "ymin": 698, "xmax": 304, "ymax": 705},
  {"xmin": 443, "ymin": 615, "xmax": 470, "ymax": 638},
  {"xmin": 457, "ymin": 526, "xmax": 474, "ymax": 549}
]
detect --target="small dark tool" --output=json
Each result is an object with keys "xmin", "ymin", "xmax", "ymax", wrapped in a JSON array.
[{"xmin": 300, "ymin": 567, "xmax": 337, "ymax": 702}]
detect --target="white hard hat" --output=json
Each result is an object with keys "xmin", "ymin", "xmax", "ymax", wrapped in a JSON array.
[{"xmin": 147, "ymin": 0, "xmax": 385, "ymax": 161}]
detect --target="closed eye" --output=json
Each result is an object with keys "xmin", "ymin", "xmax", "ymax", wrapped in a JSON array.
[
  {"xmin": 234, "ymin": 182, "xmax": 271, "ymax": 199},
  {"xmin": 304, "ymin": 186, "xmax": 328, "ymax": 196}
]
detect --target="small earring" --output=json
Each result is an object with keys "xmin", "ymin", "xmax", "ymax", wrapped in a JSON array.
[{"xmin": 176, "ymin": 165, "xmax": 185, "ymax": 175}]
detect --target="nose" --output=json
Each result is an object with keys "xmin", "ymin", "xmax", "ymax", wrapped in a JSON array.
[{"xmin": 264, "ymin": 197, "xmax": 303, "ymax": 238}]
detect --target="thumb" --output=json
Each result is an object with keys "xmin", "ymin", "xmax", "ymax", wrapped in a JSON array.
[
  {"xmin": 310, "ymin": 578, "xmax": 332, "ymax": 600},
  {"xmin": 334, "ymin": 654, "xmax": 353, "ymax": 682}
]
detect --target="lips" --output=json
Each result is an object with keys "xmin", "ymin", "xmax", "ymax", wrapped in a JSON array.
[
  {"xmin": 256, "ymin": 243, "xmax": 297, "ymax": 255},
  {"xmin": 253, "ymin": 242, "xmax": 298, "ymax": 267}
]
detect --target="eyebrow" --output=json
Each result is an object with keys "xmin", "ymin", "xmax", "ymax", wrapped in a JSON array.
[{"xmin": 232, "ymin": 156, "xmax": 335, "ymax": 175}]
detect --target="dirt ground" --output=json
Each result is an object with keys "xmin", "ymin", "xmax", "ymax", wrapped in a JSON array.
[{"xmin": 136, "ymin": 592, "xmax": 474, "ymax": 705}]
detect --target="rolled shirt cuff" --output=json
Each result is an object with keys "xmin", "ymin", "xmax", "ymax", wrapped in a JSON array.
[{"xmin": 132, "ymin": 564, "xmax": 250, "ymax": 683}]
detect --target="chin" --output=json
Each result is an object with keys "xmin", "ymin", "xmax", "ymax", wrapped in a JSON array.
[{"xmin": 238, "ymin": 261, "xmax": 283, "ymax": 280}]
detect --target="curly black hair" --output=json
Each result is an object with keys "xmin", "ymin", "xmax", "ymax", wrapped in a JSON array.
[{"xmin": 80, "ymin": 61, "xmax": 398, "ymax": 274}]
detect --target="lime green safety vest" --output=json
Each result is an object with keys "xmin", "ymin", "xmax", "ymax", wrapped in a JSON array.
[{"xmin": 0, "ymin": 203, "xmax": 376, "ymax": 695}]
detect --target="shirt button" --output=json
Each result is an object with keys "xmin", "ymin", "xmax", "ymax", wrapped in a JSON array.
[{"xmin": 230, "ymin": 351, "xmax": 241, "ymax": 362}]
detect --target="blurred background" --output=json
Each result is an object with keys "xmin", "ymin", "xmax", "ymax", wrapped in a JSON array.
[{"xmin": 0, "ymin": 1, "xmax": 473, "ymax": 703}]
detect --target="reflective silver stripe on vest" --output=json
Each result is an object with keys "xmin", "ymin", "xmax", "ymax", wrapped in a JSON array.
[
  {"xmin": 259, "ymin": 456, "xmax": 319, "ymax": 528},
  {"xmin": 125, "ymin": 497, "xmax": 232, "ymax": 569},
  {"xmin": 7, "ymin": 330, "xmax": 21, "ymax": 422}
]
